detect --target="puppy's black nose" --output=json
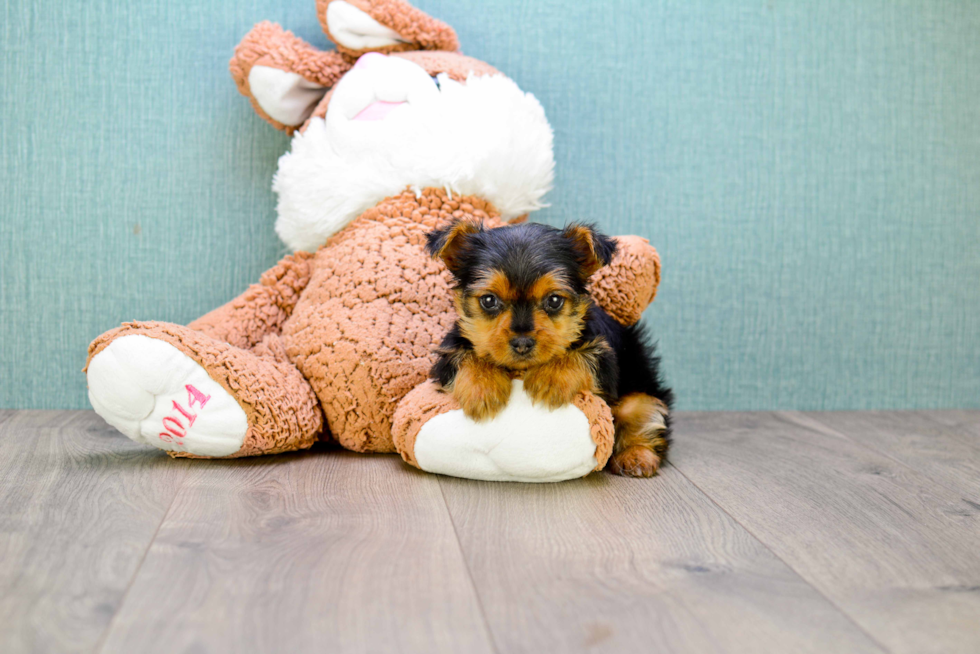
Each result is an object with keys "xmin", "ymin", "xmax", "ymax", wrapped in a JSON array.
[{"xmin": 510, "ymin": 336, "xmax": 535, "ymax": 355}]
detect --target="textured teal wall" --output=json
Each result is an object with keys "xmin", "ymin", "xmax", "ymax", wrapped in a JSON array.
[{"xmin": 2, "ymin": 0, "xmax": 978, "ymax": 410}]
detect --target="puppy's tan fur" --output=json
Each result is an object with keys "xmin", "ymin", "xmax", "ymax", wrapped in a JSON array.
[
  {"xmin": 607, "ymin": 394, "xmax": 669, "ymax": 477},
  {"xmin": 444, "ymin": 352, "xmax": 513, "ymax": 421},
  {"xmin": 454, "ymin": 271, "xmax": 587, "ymax": 373},
  {"xmin": 523, "ymin": 338, "xmax": 610, "ymax": 409}
]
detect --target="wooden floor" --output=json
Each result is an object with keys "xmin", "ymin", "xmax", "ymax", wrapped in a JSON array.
[{"xmin": 1, "ymin": 410, "xmax": 979, "ymax": 654}]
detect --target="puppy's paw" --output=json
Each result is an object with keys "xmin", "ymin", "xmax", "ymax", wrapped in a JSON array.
[
  {"xmin": 523, "ymin": 359, "xmax": 591, "ymax": 409},
  {"xmin": 453, "ymin": 359, "xmax": 513, "ymax": 421},
  {"xmin": 608, "ymin": 445, "xmax": 662, "ymax": 478},
  {"xmin": 609, "ymin": 393, "xmax": 669, "ymax": 478}
]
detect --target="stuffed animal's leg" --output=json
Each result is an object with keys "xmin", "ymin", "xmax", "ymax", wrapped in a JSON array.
[
  {"xmin": 392, "ymin": 380, "xmax": 614, "ymax": 482},
  {"xmin": 188, "ymin": 251, "xmax": 314, "ymax": 350},
  {"xmin": 86, "ymin": 322, "xmax": 323, "ymax": 458},
  {"xmin": 229, "ymin": 21, "xmax": 352, "ymax": 131}
]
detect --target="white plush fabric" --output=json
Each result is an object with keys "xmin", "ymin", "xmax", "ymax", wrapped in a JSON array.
[
  {"xmin": 273, "ymin": 55, "xmax": 555, "ymax": 252},
  {"xmin": 413, "ymin": 380, "xmax": 598, "ymax": 483},
  {"xmin": 326, "ymin": 1, "xmax": 408, "ymax": 50},
  {"xmin": 248, "ymin": 66, "xmax": 327, "ymax": 127},
  {"xmin": 87, "ymin": 335, "xmax": 248, "ymax": 457}
]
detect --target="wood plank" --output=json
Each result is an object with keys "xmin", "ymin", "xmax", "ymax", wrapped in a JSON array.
[
  {"xmin": 0, "ymin": 409, "xmax": 18, "ymax": 428},
  {"xmin": 802, "ymin": 410, "xmax": 980, "ymax": 499},
  {"xmin": 928, "ymin": 409, "xmax": 980, "ymax": 437},
  {"xmin": 98, "ymin": 449, "xmax": 494, "ymax": 654},
  {"xmin": 672, "ymin": 411, "xmax": 980, "ymax": 654},
  {"xmin": 439, "ymin": 463, "xmax": 886, "ymax": 654},
  {"xmin": 0, "ymin": 411, "xmax": 191, "ymax": 654}
]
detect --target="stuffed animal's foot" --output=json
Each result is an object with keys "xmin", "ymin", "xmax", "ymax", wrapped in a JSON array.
[
  {"xmin": 86, "ymin": 322, "xmax": 324, "ymax": 458},
  {"xmin": 392, "ymin": 380, "xmax": 615, "ymax": 482},
  {"xmin": 87, "ymin": 335, "xmax": 248, "ymax": 457}
]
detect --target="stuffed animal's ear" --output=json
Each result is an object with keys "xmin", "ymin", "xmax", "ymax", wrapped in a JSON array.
[
  {"xmin": 231, "ymin": 21, "xmax": 352, "ymax": 132},
  {"xmin": 426, "ymin": 220, "xmax": 482, "ymax": 274},
  {"xmin": 562, "ymin": 223, "xmax": 618, "ymax": 277},
  {"xmin": 317, "ymin": 0, "xmax": 459, "ymax": 57}
]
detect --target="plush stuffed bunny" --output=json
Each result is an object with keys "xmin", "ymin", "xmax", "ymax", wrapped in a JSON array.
[{"xmin": 85, "ymin": 0, "xmax": 663, "ymax": 482}]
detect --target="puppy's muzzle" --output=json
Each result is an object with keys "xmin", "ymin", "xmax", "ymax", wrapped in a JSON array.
[{"xmin": 509, "ymin": 336, "xmax": 535, "ymax": 356}]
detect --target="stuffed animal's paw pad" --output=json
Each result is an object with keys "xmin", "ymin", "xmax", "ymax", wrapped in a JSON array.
[{"xmin": 87, "ymin": 335, "xmax": 247, "ymax": 457}]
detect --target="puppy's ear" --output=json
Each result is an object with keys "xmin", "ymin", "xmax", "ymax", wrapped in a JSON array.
[
  {"xmin": 562, "ymin": 223, "xmax": 618, "ymax": 277},
  {"xmin": 426, "ymin": 220, "xmax": 482, "ymax": 274}
]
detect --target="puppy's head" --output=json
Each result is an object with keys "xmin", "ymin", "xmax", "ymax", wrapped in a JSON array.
[{"xmin": 427, "ymin": 221, "xmax": 616, "ymax": 369}]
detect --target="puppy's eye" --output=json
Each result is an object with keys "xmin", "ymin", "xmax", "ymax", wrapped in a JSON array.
[
  {"xmin": 479, "ymin": 294, "xmax": 500, "ymax": 311},
  {"xmin": 431, "ymin": 74, "xmax": 441, "ymax": 90},
  {"xmin": 545, "ymin": 294, "xmax": 565, "ymax": 311}
]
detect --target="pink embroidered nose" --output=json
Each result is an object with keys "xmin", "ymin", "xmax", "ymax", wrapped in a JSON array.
[{"xmin": 354, "ymin": 52, "xmax": 386, "ymax": 71}]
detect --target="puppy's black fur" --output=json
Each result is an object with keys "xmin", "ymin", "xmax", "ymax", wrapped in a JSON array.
[{"xmin": 586, "ymin": 305, "xmax": 674, "ymax": 408}]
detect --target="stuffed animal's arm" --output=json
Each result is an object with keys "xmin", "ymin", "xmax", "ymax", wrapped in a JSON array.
[
  {"xmin": 588, "ymin": 235, "xmax": 662, "ymax": 326},
  {"xmin": 229, "ymin": 21, "xmax": 352, "ymax": 132},
  {"xmin": 188, "ymin": 251, "xmax": 315, "ymax": 349}
]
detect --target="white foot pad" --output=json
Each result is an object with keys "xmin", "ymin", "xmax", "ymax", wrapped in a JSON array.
[
  {"xmin": 413, "ymin": 380, "xmax": 598, "ymax": 483},
  {"xmin": 87, "ymin": 335, "xmax": 248, "ymax": 457}
]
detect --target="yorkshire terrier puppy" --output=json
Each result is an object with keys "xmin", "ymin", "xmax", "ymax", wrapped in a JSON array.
[{"xmin": 426, "ymin": 220, "xmax": 674, "ymax": 477}]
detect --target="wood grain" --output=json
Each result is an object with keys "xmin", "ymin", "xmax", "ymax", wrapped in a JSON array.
[
  {"xmin": 5, "ymin": 409, "xmax": 980, "ymax": 653},
  {"xmin": 0, "ymin": 411, "xmax": 191, "ymax": 654},
  {"xmin": 97, "ymin": 449, "xmax": 494, "ymax": 654},
  {"xmin": 438, "ymin": 464, "xmax": 885, "ymax": 654},
  {"xmin": 802, "ymin": 410, "xmax": 980, "ymax": 499},
  {"xmin": 672, "ymin": 411, "xmax": 980, "ymax": 654},
  {"xmin": 0, "ymin": 410, "xmax": 16, "ymax": 429}
]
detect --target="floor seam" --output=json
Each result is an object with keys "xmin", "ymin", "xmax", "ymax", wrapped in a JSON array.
[
  {"xmin": 780, "ymin": 410, "xmax": 978, "ymax": 500},
  {"xmin": 437, "ymin": 478, "xmax": 502, "ymax": 654},
  {"xmin": 667, "ymin": 449, "xmax": 894, "ymax": 654},
  {"xmin": 91, "ymin": 465, "xmax": 189, "ymax": 654}
]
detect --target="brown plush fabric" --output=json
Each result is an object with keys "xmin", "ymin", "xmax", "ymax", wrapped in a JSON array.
[
  {"xmin": 317, "ymin": 0, "xmax": 460, "ymax": 58},
  {"xmin": 589, "ymin": 235, "xmax": 662, "ymax": 326},
  {"xmin": 86, "ymin": 322, "xmax": 324, "ymax": 458},
  {"xmin": 391, "ymin": 380, "xmax": 615, "ymax": 471},
  {"xmin": 281, "ymin": 189, "xmax": 505, "ymax": 453},
  {"xmin": 189, "ymin": 251, "xmax": 315, "ymax": 350},
  {"xmin": 571, "ymin": 391, "xmax": 615, "ymax": 471},
  {"xmin": 229, "ymin": 21, "xmax": 354, "ymax": 133},
  {"xmin": 391, "ymin": 380, "xmax": 459, "ymax": 469}
]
